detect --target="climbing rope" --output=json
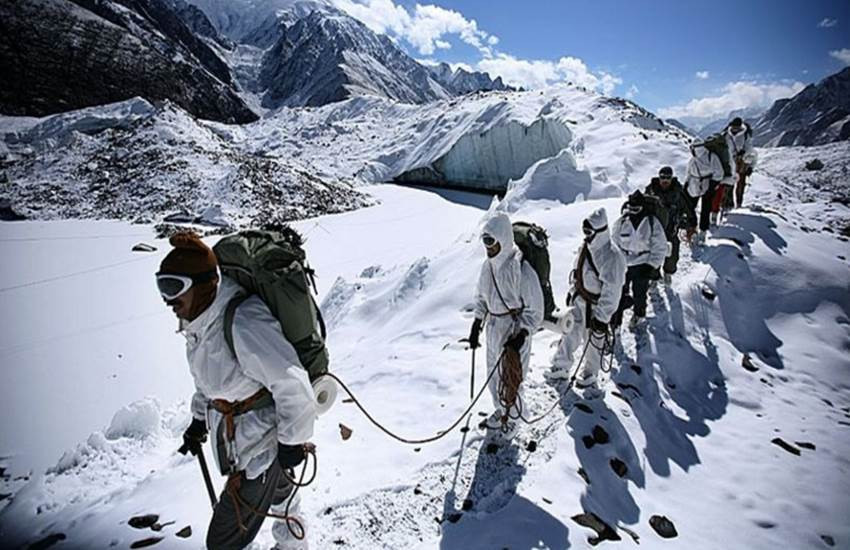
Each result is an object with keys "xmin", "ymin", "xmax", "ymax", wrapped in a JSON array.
[
  {"xmin": 226, "ymin": 444, "xmax": 317, "ymax": 540},
  {"xmin": 322, "ymin": 351, "xmax": 504, "ymax": 445}
]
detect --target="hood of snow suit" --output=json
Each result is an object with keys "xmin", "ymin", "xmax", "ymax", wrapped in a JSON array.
[{"xmin": 481, "ymin": 212, "xmax": 518, "ymax": 265}]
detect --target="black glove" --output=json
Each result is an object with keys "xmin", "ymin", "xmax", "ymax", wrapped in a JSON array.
[
  {"xmin": 468, "ymin": 318, "xmax": 483, "ymax": 349},
  {"xmin": 589, "ymin": 317, "xmax": 608, "ymax": 333},
  {"xmin": 278, "ymin": 443, "xmax": 307, "ymax": 469},
  {"xmin": 179, "ymin": 417, "xmax": 207, "ymax": 456},
  {"xmin": 504, "ymin": 329, "xmax": 528, "ymax": 353}
]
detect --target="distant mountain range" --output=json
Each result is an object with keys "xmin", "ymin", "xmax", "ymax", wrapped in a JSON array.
[
  {"xmin": 0, "ymin": 0, "xmax": 512, "ymax": 122},
  {"xmin": 752, "ymin": 67, "xmax": 850, "ymax": 147}
]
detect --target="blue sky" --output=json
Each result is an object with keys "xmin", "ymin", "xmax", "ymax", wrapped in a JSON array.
[{"xmin": 333, "ymin": 0, "xmax": 850, "ymax": 121}]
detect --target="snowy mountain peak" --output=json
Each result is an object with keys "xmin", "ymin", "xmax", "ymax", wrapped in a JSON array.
[
  {"xmin": 426, "ymin": 62, "xmax": 516, "ymax": 95},
  {"xmin": 258, "ymin": 5, "xmax": 453, "ymax": 108}
]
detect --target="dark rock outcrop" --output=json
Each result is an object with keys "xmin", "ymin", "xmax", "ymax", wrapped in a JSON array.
[
  {"xmin": 0, "ymin": 0, "xmax": 256, "ymax": 123},
  {"xmin": 753, "ymin": 67, "xmax": 850, "ymax": 147}
]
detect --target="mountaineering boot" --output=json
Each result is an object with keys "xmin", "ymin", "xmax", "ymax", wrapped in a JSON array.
[
  {"xmin": 492, "ymin": 419, "xmax": 518, "ymax": 443},
  {"xmin": 575, "ymin": 370, "xmax": 597, "ymax": 390},
  {"xmin": 544, "ymin": 366, "xmax": 573, "ymax": 381},
  {"xmin": 690, "ymin": 231, "xmax": 705, "ymax": 246},
  {"xmin": 478, "ymin": 410, "xmax": 504, "ymax": 431},
  {"xmin": 709, "ymin": 211, "xmax": 718, "ymax": 227},
  {"xmin": 663, "ymin": 272, "xmax": 672, "ymax": 285},
  {"xmin": 581, "ymin": 381, "xmax": 605, "ymax": 400},
  {"xmin": 629, "ymin": 314, "xmax": 645, "ymax": 329}
]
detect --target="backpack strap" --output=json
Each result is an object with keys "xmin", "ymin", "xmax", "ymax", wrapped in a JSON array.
[{"xmin": 223, "ymin": 294, "xmax": 251, "ymax": 361}]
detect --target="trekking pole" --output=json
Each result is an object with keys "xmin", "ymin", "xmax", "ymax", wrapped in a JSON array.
[{"xmin": 179, "ymin": 442, "xmax": 217, "ymax": 509}]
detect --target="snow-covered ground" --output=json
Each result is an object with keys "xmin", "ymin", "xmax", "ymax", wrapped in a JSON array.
[{"xmin": 2, "ymin": 162, "xmax": 849, "ymax": 549}]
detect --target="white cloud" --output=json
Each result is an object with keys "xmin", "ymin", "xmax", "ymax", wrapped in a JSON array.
[
  {"xmin": 658, "ymin": 80, "xmax": 806, "ymax": 120},
  {"xmin": 332, "ymin": 0, "xmax": 497, "ymax": 56},
  {"xmin": 477, "ymin": 53, "xmax": 622, "ymax": 94},
  {"xmin": 818, "ymin": 18, "xmax": 838, "ymax": 28},
  {"xmin": 333, "ymin": 0, "xmax": 624, "ymax": 95},
  {"xmin": 625, "ymin": 85, "xmax": 639, "ymax": 99},
  {"xmin": 829, "ymin": 48, "xmax": 850, "ymax": 65},
  {"xmin": 332, "ymin": 0, "xmax": 411, "ymax": 36},
  {"xmin": 696, "ymin": 70, "xmax": 710, "ymax": 80}
]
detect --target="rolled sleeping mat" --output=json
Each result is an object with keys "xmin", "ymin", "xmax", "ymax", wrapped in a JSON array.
[{"xmin": 312, "ymin": 376, "xmax": 338, "ymax": 416}]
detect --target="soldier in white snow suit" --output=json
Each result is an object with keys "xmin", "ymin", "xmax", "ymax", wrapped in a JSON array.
[
  {"xmin": 684, "ymin": 142, "xmax": 725, "ymax": 243},
  {"xmin": 156, "ymin": 232, "xmax": 316, "ymax": 550},
  {"xmin": 644, "ymin": 166, "xmax": 696, "ymax": 283},
  {"xmin": 725, "ymin": 117, "xmax": 758, "ymax": 208},
  {"xmin": 548, "ymin": 208, "xmax": 626, "ymax": 396},
  {"xmin": 612, "ymin": 191, "xmax": 669, "ymax": 326},
  {"xmin": 468, "ymin": 213, "xmax": 544, "ymax": 434}
]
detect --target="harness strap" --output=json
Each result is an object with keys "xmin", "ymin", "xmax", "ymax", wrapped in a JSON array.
[
  {"xmin": 488, "ymin": 262, "xmax": 525, "ymax": 320},
  {"xmin": 571, "ymin": 244, "xmax": 601, "ymax": 307},
  {"xmin": 223, "ymin": 294, "xmax": 251, "ymax": 360},
  {"xmin": 210, "ymin": 387, "xmax": 274, "ymax": 441}
]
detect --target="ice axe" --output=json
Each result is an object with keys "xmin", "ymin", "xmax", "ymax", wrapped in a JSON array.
[
  {"xmin": 458, "ymin": 338, "xmax": 476, "ymax": 401},
  {"xmin": 179, "ymin": 441, "xmax": 217, "ymax": 509}
]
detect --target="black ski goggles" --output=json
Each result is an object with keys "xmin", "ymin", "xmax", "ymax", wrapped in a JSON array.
[
  {"xmin": 623, "ymin": 203, "xmax": 643, "ymax": 215},
  {"xmin": 582, "ymin": 220, "xmax": 607, "ymax": 237},
  {"xmin": 482, "ymin": 234, "xmax": 498, "ymax": 248},
  {"xmin": 156, "ymin": 270, "xmax": 217, "ymax": 301}
]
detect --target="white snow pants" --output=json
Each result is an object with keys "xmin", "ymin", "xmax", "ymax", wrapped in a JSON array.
[
  {"xmin": 485, "ymin": 314, "xmax": 531, "ymax": 416},
  {"xmin": 271, "ymin": 491, "xmax": 308, "ymax": 550},
  {"xmin": 552, "ymin": 297, "xmax": 604, "ymax": 381}
]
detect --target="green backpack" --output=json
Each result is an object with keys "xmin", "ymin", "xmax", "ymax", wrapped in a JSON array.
[
  {"xmin": 700, "ymin": 133, "xmax": 732, "ymax": 177},
  {"xmin": 213, "ymin": 227, "xmax": 328, "ymax": 382},
  {"xmin": 642, "ymin": 193, "xmax": 669, "ymax": 230},
  {"xmin": 512, "ymin": 221, "xmax": 556, "ymax": 322}
]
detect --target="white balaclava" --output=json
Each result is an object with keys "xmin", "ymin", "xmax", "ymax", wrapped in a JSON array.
[
  {"xmin": 584, "ymin": 207, "xmax": 610, "ymax": 251},
  {"xmin": 481, "ymin": 212, "xmax": 517, "ymax": 266}
]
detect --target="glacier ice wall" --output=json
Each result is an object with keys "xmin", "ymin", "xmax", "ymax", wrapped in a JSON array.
[{"xmin": 394, "ymin": 117, "xmax": 572, "ymax": 192}]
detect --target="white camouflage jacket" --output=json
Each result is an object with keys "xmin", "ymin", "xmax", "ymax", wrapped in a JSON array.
[
  {"xmin": 612, "ymin": 214, "xmax": 668, "ymax": 269},
  {"xmin": 183, "ymin": 277, "xmax": 316, "ymax": 479}
]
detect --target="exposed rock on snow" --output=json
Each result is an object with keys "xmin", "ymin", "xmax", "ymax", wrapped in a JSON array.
[
  {"xmin": 649, "ymin": 514, "xmax": 678, "ymax": 538},
  {"xmin": 771, "ymin": 437, "xmax": 801, "ymax": 456},
  {"xmin": 128, "ymin": 514, "xmax": 160, "ymax": 529},
  {"xmin": 805, "ymin": 158, "xmax": 824, "ymax": 171}
]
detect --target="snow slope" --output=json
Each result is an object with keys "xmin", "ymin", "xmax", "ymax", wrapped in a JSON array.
[{"xmin": 2, "ymin": 163, "xmax": 849, "ymax": 549}]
